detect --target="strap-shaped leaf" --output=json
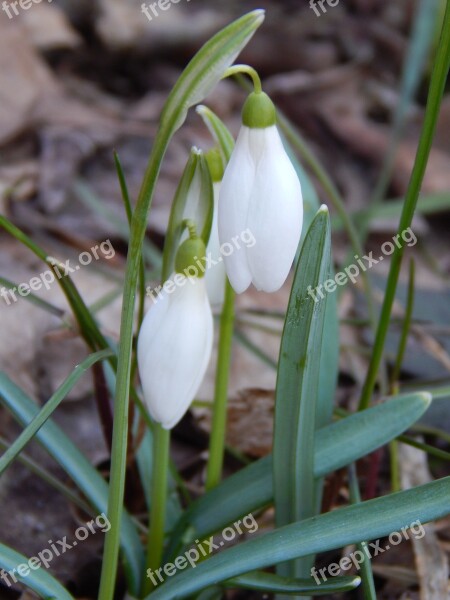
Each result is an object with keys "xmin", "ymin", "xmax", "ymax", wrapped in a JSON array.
[
  {"xmin": 0, "ymin": 374, "xmax": 143, "ymax": 593},
  {"xmin": 273, "ymin": 206, "xmax": 331, "ymax": 580},
  {"xmin": 166, "ymin": 392, "xmax": 431, "ymax": 558},
  {"xmin": 226, "ymin": 571, "xmax": 360, "ymax": 595},
  {"xmin": 148, "ymin": 476, "xmax": 450, "ymax": 599},
  {"xmin": 0, "ymin": 542, "xmax": 74, "ymax": 600}
]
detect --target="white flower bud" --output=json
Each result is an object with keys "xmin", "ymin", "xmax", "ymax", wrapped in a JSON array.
[
  {"xmin": 218, "ymin": 92, "xmax": 303, "ymax": 293},
  {"xmin": 138, "ymin": 237, "xmax": 213, "ymax": 430}
]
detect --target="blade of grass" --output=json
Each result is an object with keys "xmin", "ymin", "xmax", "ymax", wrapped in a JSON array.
[
  {"xmin": 0, "ymin": 215, "xmax": 112, "ymax": 356},
  {"xmin": 0, "ymin": 275, "xmax": 65, "ymax": 318},
  {"xmin": 348, "ymin": 464, "xmax": 377, "ymax": 599},
  {"xmin": 389, "ymin": 259, "xmax": 415, "ymax": 491},
  {"xmin": 357, "ymin": 0, "xmax": 440, "ymax": 241},
  {"xmin": 0, "ymin": 435, "xmax": 94, "ymax": 518},
  {"xmin": 74, "ymin": 178, "xmax": 162, "ymax": 270},
  {"xmin": 358, "ymin": 1, "xmax": 450, "ymax": 410},
  {"xmin": 331, "ymin": 192, "xmax": 450, "ymax": 231},
  {"xmin": 114, "ymin": 151, "xmax": 148, "ymax": 334},
  {"xmin": 0, "ymin": 350, "xmax": 112, "ymax": 476}
]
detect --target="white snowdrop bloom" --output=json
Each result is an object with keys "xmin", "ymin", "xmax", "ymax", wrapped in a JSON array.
[
  {"xmin": 205, "ymin": 152, "xmax": 226, "ymax": 305},
  {"xmin": 218, "ymin": 91, "xmax": 303, "ymax": 293},
  {"xmin": 138, "ymin": 236, "xmax": 213, "ymax": 430}
]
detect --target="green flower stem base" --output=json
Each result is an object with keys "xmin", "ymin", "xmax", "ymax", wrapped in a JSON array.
[
  {"xmin": 205, "ymin": 280, "xmax": 236, "ymax": 490},
  {"xmin": 142, "ymin": 425, "xmax": 171, "ymax": 596}
]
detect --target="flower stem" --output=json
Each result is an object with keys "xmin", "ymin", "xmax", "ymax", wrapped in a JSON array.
[
  {"xmin": 97, "ymin": 129, "xmax": 170, "ymax": 600},
  {"xmin": 205, "ymin": 280, "xmax": 235, "ymax": 490},
  {"xmin": 142, "ymin": 424, "xmax": 170, "ymax": 596},
  {"xmin": 222, "ymin": 64, "xmax": 262, "ymax": 93}
]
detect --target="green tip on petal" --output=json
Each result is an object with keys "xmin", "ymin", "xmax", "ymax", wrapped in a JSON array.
[
  {"xmin": 175, "ymin": 237, "xmax": 206, "ymax": 276},
  {"xmin": 242, "ymin": 91, "xmax": 276, "ymax": 128},
  {"xmin": 205, "ymin": 147, "xmax": 224, "ymax": 182}
]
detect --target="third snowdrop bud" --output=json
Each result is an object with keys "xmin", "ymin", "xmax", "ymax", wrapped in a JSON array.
[
  {"xmin": 138, "ymin": 230, "xmax": 213, "ymax": 430},
  {"xmin": 218, "ymin": 91, "xmax": 303, "ymax": 293},
  {"xmin": 205, "ymin": 148, "xmax": 226, "ymax": 306}
]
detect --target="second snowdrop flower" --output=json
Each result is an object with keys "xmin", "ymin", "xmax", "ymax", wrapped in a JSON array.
[
  {"xmin": 138, "ymin": 228, "xmax": 213, "ymax": 430},
  {"xmin": 218, "ymin": 91, "xmax": 303, "ymax": 293}
]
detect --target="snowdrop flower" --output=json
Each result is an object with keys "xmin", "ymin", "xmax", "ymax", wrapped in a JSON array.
[
  {"xmin": 218, "ymin": 91, "xmax": 303, "ymax": 293},
  {"xmin": 138, "ymin": 232, "xmax": 213, "ymax": 430},
  {"xmin": 205, "ymin": 148, "xmax": 226, "ymax": 306}
]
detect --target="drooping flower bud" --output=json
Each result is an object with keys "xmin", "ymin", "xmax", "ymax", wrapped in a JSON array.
[
  {"xmin": 218, "ymin": 91, "xmax": 303, "ymax": 293},
  {"xmin": 205, "ymin": 148, "xmax": 226, "ymax": 306},
  {"xmin": 138, "ymin": 230, "xmax": 213, "ymax": 430}
]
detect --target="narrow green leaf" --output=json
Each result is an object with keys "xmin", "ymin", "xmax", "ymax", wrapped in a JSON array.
[
  {"xmin": 331, "ymin": 193, "xmax": 450, "ymax": 232},
  {"xmin": 273, "ymin": 206, "xmax": 331, "ymax": 579},
  {"xmin": 359, "ymin": 1, "xmax": 450, "ymax": 409},
  {"xmin": 74, "ymin": 178, "xmax": 162, "ymax": 271},
  {"xmin": 0, "ymin": 214, "xmax": 112, "ymax": 357},
  {"xmin": 358, "ymin": 0, "xmax": 441, "ymax": 240},
  {"xmin": 166, "ymin": 392, "xmax": 431, "ymax": 558},
  {"xmin": 0, "ymin": 542, "xmax": 74, "ymax": 600},
  {"xmin": 226, "ymin": 571, "xmax": 361, "ymax": 596},
  {"xmin": 147, "ymin": 476, "xmax": 450, "ymax": 599},
  {"xmin": 348, "ymin": 464, "xmax": 377, "ymax": 600},
  {"xmin": 0, "ymin": 350, "xmax": 112, "ymax": 476},
  {"xmin": 0, "ymin": 374, "xmax": 143, "ymax": 593},
  {"xmin": 0, "ymin": 275, "xmax": 65, "ymax": 318}
]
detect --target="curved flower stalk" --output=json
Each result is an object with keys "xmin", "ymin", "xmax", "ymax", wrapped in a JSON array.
[
  {"xmin": 205, "ymin": 148, "xmax": 226, "ymax": 306},
  {"xmin": 218, "ymin": 91, "xmax": 303, "ymax": 293},
  {"xmin": 138, "ymin": 229, "xmax": 213, "ymax": 429}
]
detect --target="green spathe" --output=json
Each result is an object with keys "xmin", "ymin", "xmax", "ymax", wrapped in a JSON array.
[{"xmin": 242, "ymin": 91, "xmax": 277, "ymax": 128}]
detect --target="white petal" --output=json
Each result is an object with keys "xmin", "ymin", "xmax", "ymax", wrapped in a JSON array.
[
  {"xmin": 206, "ymin": 182, "xmax": 226, "ymax": 306},
  {"xmin": 246, "ymin": 126, "xmax": 303, "ymax": 292},
  {"xmin": 137, "ymin": 276, "xmax": 213, "ymax": 429},
  {"xmin": 181, "ymin": 153, "xmax": 203, "ymax": 241},
  {"xmin": 218, "ymin": 126, "xmax": 254, "ymax": 293}
]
